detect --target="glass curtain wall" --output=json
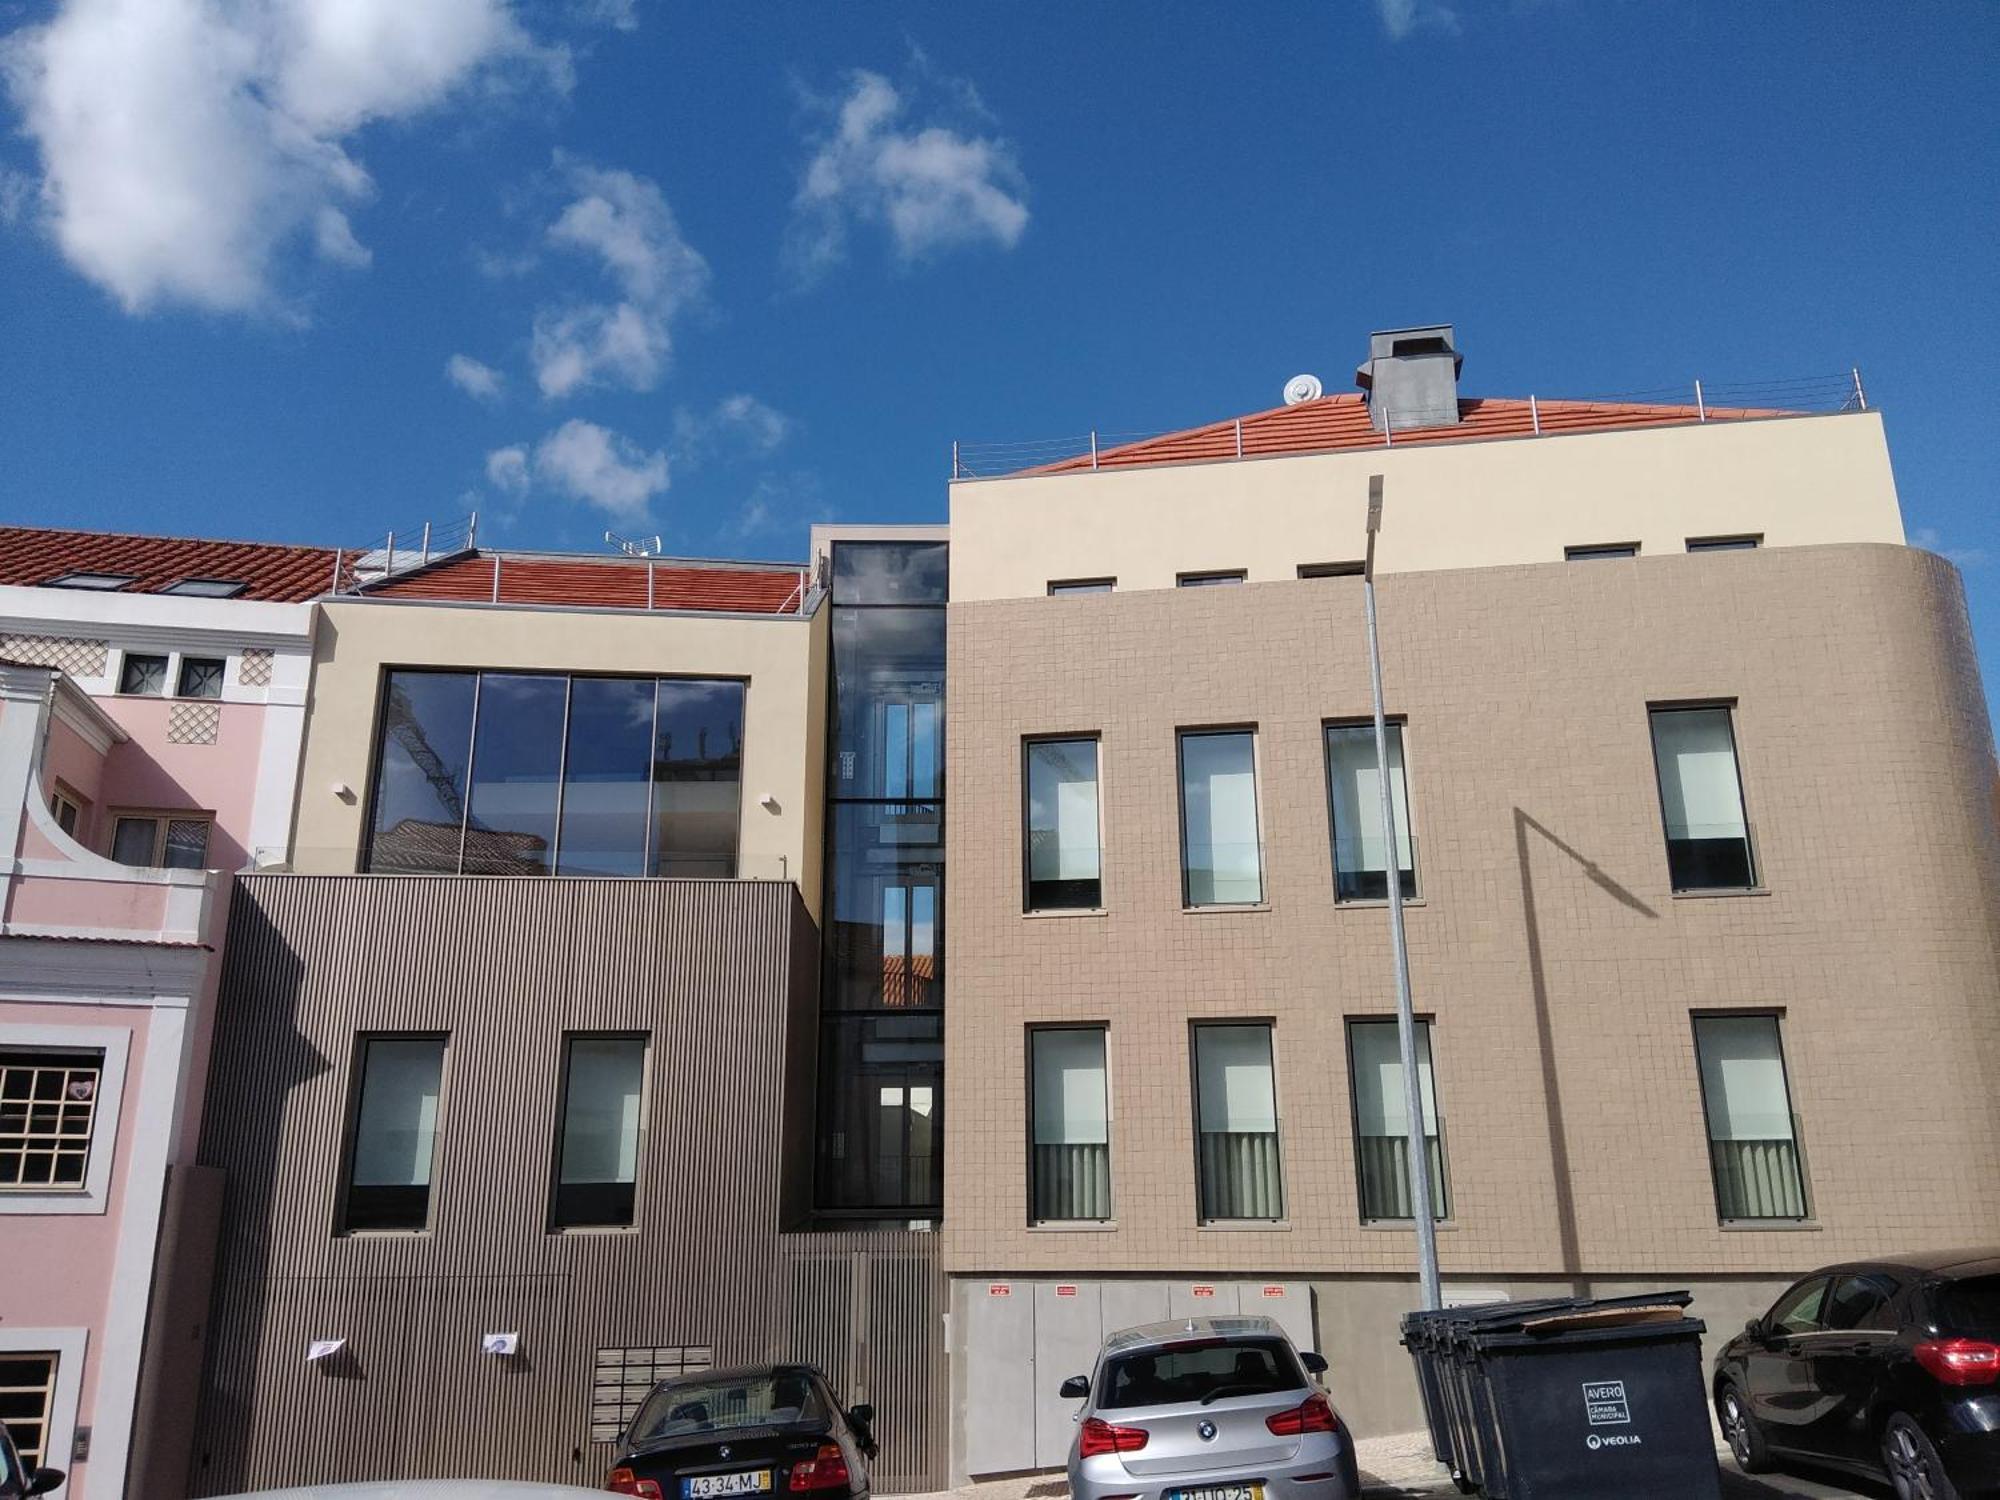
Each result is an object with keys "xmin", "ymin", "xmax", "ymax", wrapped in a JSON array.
[
  {"xmin": 364, "ymin": 669, "xmax": 744, "ymax": 877},
  {"xmin": 816, "ymin": 541, "xmax": 948, "ymax": 1217}
]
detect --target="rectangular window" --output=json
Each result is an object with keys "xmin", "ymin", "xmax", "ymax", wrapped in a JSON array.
[
  {"xmin": 827, "ymin": 802, "xmax": 942, "ymax": 1011},
  {"xmin": 1178, "ymin": 730, "xmax": 1263, "ymax": 906},
  {"xmin": 1564, "ymin": 543, "xmax": 1638, "ymax": 560},
  {"xmin": 50, "ymin": 790, "xmax": 82, "ymax": 838},
  {"xmin": 110, "ymin": 814, "xmax": 210, "ymax": 869},
  {"xmin": 48, "ymin": 572, "xmax": 134, "ymax": 591},
  {"xmin": 364, "ymin": 670, "xmax": 745, "ymax": 877},
  {"xmin": 175, "ymin": 655, "xmax": 225, "ymax": 699},
  {"xmin": 1345, "ymin": 1020, "xmax": 1448, "ymax": 1221},
  {"xmin": 1325, "ymin": 722, "xmax": 1417, "ymax": 902},
  {"xmin": 1649, "ymin": 705, "xmax": 1756, "ymax": 890},
  {"xmin": 0, "ymin": 1050, "xmax": 102, "ymax": 1191},
  {"xmin": 1298, "ymin": 561, "xmax": 1364, "ymax": 579},
  {"xmin": 815, "ymin": 1014, "xmax": 942, "ymax": 1214},
  {"xmin": 1687, "ymin": 535, "xmax": 1761, "ymax": 553},
  {"xmin": 161, "ymin": 577, "xmax": 248, "ymax": 597},
  {"xmin": 1693, "ymin": 1014, "xmax": 1808, "ymax": 1221},
  {"xmin": 1192, "ymin": 1024, "xmax": 1283, "ymax": 1221},
  {"xmin": 1048, "ymin": 578, "xmax": 1115, "ymax": 595},
  {"xmin": 552, "ymin": 1035, "xmax": 646, "ymax": 1230},
  {"xmin": 0, "ymin": 1352, "xmax": 58, "ymax": 1470},
  {"xmin": 342, "ymin": 1035, "xmax": 445, "ymax": 1233},
  {"xmin": 117, "ymin": 652, "xmax": 168, "ymax": 696},
  {"xmin": 1178, "ymin": 570, "xmax": 1246, "ymax": 587},
  {"xmin": 1024, "ymin": 738, "xmax": 1101, "ymax": 910},
  {"xmin": 1030, "ymin": 1027, "xmax": 1110, "ymax": 1222}
]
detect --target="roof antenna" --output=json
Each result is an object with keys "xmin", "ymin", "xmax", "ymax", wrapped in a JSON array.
[{"xmin": 604, "ymin": 530, "xmax": 662, "ymax": 558}]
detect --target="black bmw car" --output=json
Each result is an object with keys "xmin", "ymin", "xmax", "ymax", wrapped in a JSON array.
[
  {"xmin": 1712, "ymin": 1249, "xmax": 2000, "ymax": 1499},
  {"xmin": 605, "ymin": 1365, "xmax": 877, "ymax": 1500}
]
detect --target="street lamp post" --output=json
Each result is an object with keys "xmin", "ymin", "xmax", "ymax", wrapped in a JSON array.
[{"xmin": 1363, "ymin": 472, "xmax": 1443, "ymax": 1312}]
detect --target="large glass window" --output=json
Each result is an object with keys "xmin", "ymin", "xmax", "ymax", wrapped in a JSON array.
[
  {"xmin": 831, "ymin": 610, "xmax": 944, "ymax": 802},
  {"xmin": 827, "ymin": 803, "xmax": 941, "ymax": 1010},
  {"xmin": 830, "ymin": 541, "xmax": 949, "ymax": 605},
  {"xmin": 111, "ymin": 814, "xmax": 211, "ymax": 869},
  {"xmin": 364, "ymin": 670, "xmax": 744, "ymax": 877},
  {"xmin": 1024, "ymin": 738, "xmax": 1101, "ymax": 910},
  {"xmin": 342, "ymin": 1035, "xmax": 445, "ymax": 1233},
  {"xmin": 1179, "ymin": 731, "xmax": 1263, "ymax": 907},
  {"xmin": 552, "ymin": 1035, "xmax": 646, "ymax": 1230},
  {"xmin": 1192, "ymin": 1023, "xmax": 1283, "ymax": 1221},
  {"xmin": 1325, "ymin": 722, "xmax": 1417, "ymax": 902},
  {"xmin": 1650, "ymin": 706, "xmax": 1756, "ymax": 891},
  {"xmin": 1030, "ymin": 1027, "xmax": 1110, "ymax": 1222},
  {"xmin": 1346, "ymin": 1019, "xmax": 1449, "ymax": 1221},
  {"xmin": 654, "ymin": 680, "xmax": 746, "ymax": 877},
  {"xmin": 463, "ymin": 674, "xmax": 567, "ymax": 874},
  {"xmin": 816, "ymin": 1015, "xmax": 942, "ymax": 1213},
  {"xmin": 1693, "ymin": 1014, "xmax": 1808, "ymax": 1221}
]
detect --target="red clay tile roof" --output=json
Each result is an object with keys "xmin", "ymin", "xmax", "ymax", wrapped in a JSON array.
[
  {"xmin": 366, "ymin": 554, "xmax": 807, "ymax": 613},
  {"xmin": 1019, "ymin": 392, "xmax": 1793, "ymax": 475},
  {"xmin": 0, "ymin": 525, "xmax": 343, "ymax": 602}
]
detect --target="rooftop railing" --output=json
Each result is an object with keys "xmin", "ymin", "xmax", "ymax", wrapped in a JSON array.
[{"xmin": 951, "ymin": 368, "xmax": 1869, "ymax": 480}]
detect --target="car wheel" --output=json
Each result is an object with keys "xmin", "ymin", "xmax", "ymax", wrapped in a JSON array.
[
  {"xmin": 1719, "ymin": 1383, "xmax": 1774, "ymax": 1474},
  {"xmin": 1882, "ymin": 1413, "xmax": 1961, "ymax": 1500}
]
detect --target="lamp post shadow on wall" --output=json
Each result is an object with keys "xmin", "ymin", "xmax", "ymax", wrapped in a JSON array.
[{"xmin": 1511, "ymin": 806, "xmax": 1658, "ymax": 1288}]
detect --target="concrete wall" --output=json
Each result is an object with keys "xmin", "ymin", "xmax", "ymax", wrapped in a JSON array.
[
  {"xmin": 288, "ymin": 599, "xmax": 828, "ymax": 917},
  {"xmin": 940, "ymin": 544, "xmax": 2000, "ymax": 1283},
  {"xmin": 948, "ymin": 412, "xmax": 1903, "ymax": 602}
]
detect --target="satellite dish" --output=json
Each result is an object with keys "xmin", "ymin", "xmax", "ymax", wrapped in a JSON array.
[{"xmin": 1283, "ymin": 373, "xmax": 1324, "ymax": 405}]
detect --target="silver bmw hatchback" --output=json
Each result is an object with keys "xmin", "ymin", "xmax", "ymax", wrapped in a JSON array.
[{"xmin": 1061, "ymin": 1316, "xmax": 1361, "ymax": 1500}]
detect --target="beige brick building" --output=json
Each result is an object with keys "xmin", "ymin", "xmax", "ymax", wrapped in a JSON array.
[{"xmin": 937, "ymin": 342, "xmax": 2000, "ymax": 1470}]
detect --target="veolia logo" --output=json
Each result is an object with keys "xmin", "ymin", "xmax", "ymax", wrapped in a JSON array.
[{"xmin": 1586, "ymin": 1433, "xmax": 1643, "ymax": 1451}]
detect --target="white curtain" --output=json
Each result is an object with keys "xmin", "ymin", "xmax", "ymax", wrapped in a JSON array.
[
  {"xmin": 1195, "ymin": 1026, "xmax": 1282, "ymax": 1218},
  {"xmin": 1652, "ymin": 709, "xmax": 1747, "ymax": 839},
  {"xmin": 1032, "ymin": 1029, "xmax": 1110, "ymax": 1220},
  {"xmin": 1182, "ymin": 733, "xmax": 1263, "ymax": 904},
  {"xmin": 560, "ymin": 1038, "xmax": 646, "ymax": 1185},
  {"xmin": 353, "ymin": 1039, "xmax": 443, "ymax": 1187}
]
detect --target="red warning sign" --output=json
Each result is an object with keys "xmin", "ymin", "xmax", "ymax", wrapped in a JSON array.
[
  {"xmin": 1262, "ymin": 1285, "xmax": 1286, "ymax": 1298},
  {"xmin": 1056, "ymin": 1284, "xmax": 1078, "ymax": 1297},
  {"xmin": 987, "ymin": 1283, "xmax": 1012, "ymax": 1297},
  {"xmin": 1191, "ymin": 1284, "xmax": 1217, "ymax": 1298}
]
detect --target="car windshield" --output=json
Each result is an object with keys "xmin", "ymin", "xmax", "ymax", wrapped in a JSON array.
[
  {"xmin": 1098, "ymin": 1337, "xmax": 1303, "ymax": 1410},
  {"xmin": 631, "ymin": 1373, "xmax": 826, "ymax": 1442},
  {"xmin": 1937, "ymin": 1275, "xmax": 2000, "ymax": 1335}
]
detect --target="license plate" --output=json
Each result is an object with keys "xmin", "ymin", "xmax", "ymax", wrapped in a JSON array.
[
  {"xmin": 1165, "ymin": 1487, "xmax": 1262, "ymax": 1500},
  {"xmin": 683, "ymin": 1472, "xmax": 772, "ymax": 1498}
]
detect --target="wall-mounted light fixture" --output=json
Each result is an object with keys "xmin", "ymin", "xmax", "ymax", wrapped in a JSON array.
[
  {"xmin": 758, "ymin": 793, "xmax": 781, "ymax": 813},
  {"xmin": 482, "ymin": 1331, "xmax": 520, "ymax": 1357},
  {"xmin": 306, "ymin": 1338, "xmax": 346, "ymax": 1364}
]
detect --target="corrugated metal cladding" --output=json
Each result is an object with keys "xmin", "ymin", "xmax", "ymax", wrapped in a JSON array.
[{"xmin": 191, "ymin": 875, "xmax": 946, "ymax": 1497}]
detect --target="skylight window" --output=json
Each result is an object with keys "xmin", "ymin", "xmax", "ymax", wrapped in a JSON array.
[
  {"xmin": 47, "ymin": 572, "xmax": 136, "ymax": 591},
  {"xmin": 161, "ymin": 578, "xmax": 249, "ymax": 598}
]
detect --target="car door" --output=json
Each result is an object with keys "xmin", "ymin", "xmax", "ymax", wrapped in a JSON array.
[
  {"xmin": 1743, "ymin": 1275, "xmax": 1832, "ymax": 1447},
  {"xmin": 1801, "ymin": 1272, "xmax": 1904, "ymax": 1467}
]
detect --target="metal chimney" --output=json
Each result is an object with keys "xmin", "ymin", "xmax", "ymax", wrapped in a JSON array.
[{"xmin": 1356, "ymin": 325, "xmax": 1463, "ymax": 433}]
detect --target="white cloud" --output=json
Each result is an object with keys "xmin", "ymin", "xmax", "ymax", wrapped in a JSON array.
[
  {"xmin": 531, "ymin": 158, "xmax": 709, "ymax": 398},
  {"xmin": 0, "ymin": 166, "xmax": 34, "ymax": 225},
  {"xmin": 449, "ymin": 353, "xmax": 506, "ymax": 400},
  {"xmin": 675, "ymin": 393, "xmax": 792, "ymax": 465},
  {"xmin": 485, "ymin": 444, "xmax": 530, "ymax": 493},
  {"xmin": 1911, "ymin": 527, "xmax": 1989, "ymax": 569},
  {"xmin": 524, "ymin": 418, "xmax": 668, "ymax": 522},
  {"xmin": 787, "ymin": 67, "xmax": 1028, "ymax": 283},
  {"xmin": 1373, "ymin": 0, "xmax": 1462, "ymax": 39},
  {"xmin": 572, "ymin": 0, "xmax": 639, "ymax": 31},
  {"xmin": 0, "ymin": 0, "xmax": 546, "ymax": 313}
]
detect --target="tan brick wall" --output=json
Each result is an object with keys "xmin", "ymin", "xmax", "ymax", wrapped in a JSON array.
[{"xmin": 941, "ymin": 542, "xmax": 2000, "ymax": 1280}]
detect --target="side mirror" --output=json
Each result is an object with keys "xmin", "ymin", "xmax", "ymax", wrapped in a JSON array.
[
  {"xmin": 847, "ymin": 1403, "xmax": 875, "ymax": 1428},
  {"xmin": 1059, "ymin": 1375, "xmax": 1090, "ymax": 1400},
  {"xmin": 1300, "ymin": 1352, "xmax": 1328, "ymax": 1376},
  {"xmin": 27, "ymin": 1468, "xmax": 65, "ymax": 1497},
  {"xmin": 1744, "ymin": 1318, "xmax": 1763, "ymax": 1338}
]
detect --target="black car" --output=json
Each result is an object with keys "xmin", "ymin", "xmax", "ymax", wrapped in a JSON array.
[
  {"xmin": 0, "ymin": 1421, "xmax": 62, "ymax": 1499},
  {"xmin": 1713, "ymin": 1249, "xmax": 2000, "ymax": 1499},
  {"xmin": 605, "ymin": 1364, "xmax": 877, "ymax": 1500}
]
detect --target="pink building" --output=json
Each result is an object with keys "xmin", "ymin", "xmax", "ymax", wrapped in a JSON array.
[{"xmin": 0, "ymin": 529, "xmax": 329, "ymax": 1499}]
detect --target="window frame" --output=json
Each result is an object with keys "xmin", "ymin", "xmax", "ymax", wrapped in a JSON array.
[
  {"xmin": 1188, "ymin": 1020, "xmax": 1285, "ymax": 1224},
  {"xmin": 0, "ymin": 1023, "xmax": 130, "ymax": 1216},
  {"xmin": 1343, "ymin": 1014, "xmax": 1450, "ymax": 1224},
  {"xmin": 1021, "ymin": 734, "xmax": 1105, "ymax": 913},
  {"xmin": 1686, "ymin": 534, "xmax": 1762, "ymax": 553},
  {"xmin": 107, "ymin": 810, "xmax": 213, "ymax": 870},
  {"xmin": 1025, "ymin": 1023, "xmax": 1113, "ymax": 1225},
  {"xmin": 1176, "ymin": 726, "xmax": 1266, "ymax": 909},
  {"xmin": 1177, "ymin": 569, "xmax": 1248, "ymax": 587},
  {"xmin": 549, "ymin": 1031, "xmax": 650, "ymax": 1233},
  {"xmin": 116, "ymin": 651, "xmax": 170, "ymax": 696},
  {"xmin": 0, "ymin": 1328, "xmax": 87, "ymax": 1482},
  {"xmin": 1298, "ymin": 561, "xmax": 1365, "ymax": 579},
  {"xmin": 1647, "ymin": 700, "xmax": 1758, "ymax": 892},
  {"xmin": 1564, "ymin": 543, "xmax": 1640, "ymax": 561},
  {"xmin": 1047, "ymin": 578, "xmax": 1116, "ymax": 596},
  {"xmin": 49, "ymin": 786, "xmax": 85, "ymax": 840},
  {"xmin": 336, "ymin": 1031, "xmax": 450, "ymax": 1236},
  {"xmin": 1690, "ymin": 1009, "xmax": 1811, "ymax": 1225},
  {"xmin": 1322, "ymin": 716, "xmax": 1420, "ymax": 904}
]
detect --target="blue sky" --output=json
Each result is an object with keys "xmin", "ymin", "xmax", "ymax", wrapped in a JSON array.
[{"xmin": 2, "ymin": 2, "xmax": 1997, "ymax": 675}]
